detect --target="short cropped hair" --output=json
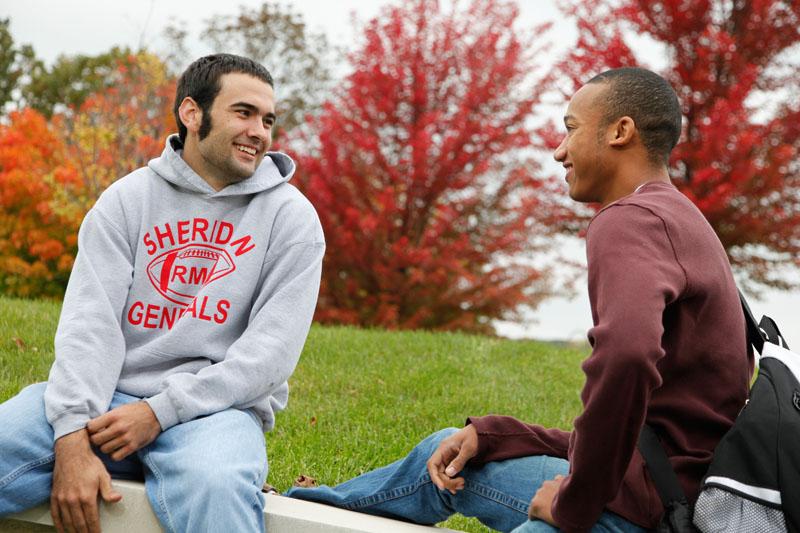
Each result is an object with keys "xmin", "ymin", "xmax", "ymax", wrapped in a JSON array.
[
  {"xmin": 174, "ymin": 54, "xmax": 274, "ymax": 142},
  {"xmin": 587, "ymin": 67, "xmax": 682, "ymax": 165}
]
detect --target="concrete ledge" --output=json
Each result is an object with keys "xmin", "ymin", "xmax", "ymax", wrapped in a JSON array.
[{"xmin": 2, "ymin": 480, "xmax": 461, "ymax": 532}]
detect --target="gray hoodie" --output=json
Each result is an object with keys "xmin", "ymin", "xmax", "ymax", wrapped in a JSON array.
[{"xmin": 44, "ymin": 135, "xmax": 325, "ymax": 440}]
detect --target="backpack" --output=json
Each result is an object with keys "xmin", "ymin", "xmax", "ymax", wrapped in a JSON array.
[
  {"xmin": 639, "ymin": 293, "xmax": 799, "ymax": 533},
  {"xmin": 693, "ymin": 299, "xmax": 799, "ymax": 532}
]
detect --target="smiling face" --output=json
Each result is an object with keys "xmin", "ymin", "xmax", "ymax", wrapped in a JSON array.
[
  {"xmin": 181, "ymin": 72, "xmax": 276, "ymax": 190},
  {"xmin": 553, "ymin": 83, "xmax": 614, "ymax": 205}
]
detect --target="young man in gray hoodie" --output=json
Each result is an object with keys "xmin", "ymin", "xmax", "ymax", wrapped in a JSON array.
[{"xmin": 0, "ymin": 53, "xmax": 325, "ymax": 533}]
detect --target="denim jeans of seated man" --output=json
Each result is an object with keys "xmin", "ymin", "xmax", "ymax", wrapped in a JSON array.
[
  {"xmin": 0, "ymin": 382, "xmax": 268, "ymax": 533},
  {"xmin": 286, "ymin": 428, "xmax": 646, "ymax": 533}
]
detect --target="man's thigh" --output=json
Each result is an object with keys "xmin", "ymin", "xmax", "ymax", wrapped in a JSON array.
[
  {"xmin": 0, "ymin": 383, "xmax": 55, "ymax": 514},
  {"xmin": 138, "ymin": 407, "xmax": 268, "ymax": 532},
  {"xmin": 141, "ymin": 407, "xmax": 267, "ymax": 476}
]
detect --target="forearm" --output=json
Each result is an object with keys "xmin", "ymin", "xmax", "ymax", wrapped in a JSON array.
[{"xmin": 467, "ymin": 415, "xmax": 571, "ymax": 464}]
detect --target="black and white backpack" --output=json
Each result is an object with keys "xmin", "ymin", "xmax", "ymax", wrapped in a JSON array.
[
  {"xmin": 693, "ymin": 297, "xmax": 799, "ymax": 532},
  {"xmin": 639, "ymin": 293, "xmax": 799, "ymax": 533}
]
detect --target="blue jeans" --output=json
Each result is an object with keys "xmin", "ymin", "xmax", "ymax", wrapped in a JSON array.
[
  {"xmin": 0, "ymin": 383, "xmax": 268, "ymax": 533},
  {"xmin": 286, "ymin": 428, "xmax": 645, "ymax": 533}
]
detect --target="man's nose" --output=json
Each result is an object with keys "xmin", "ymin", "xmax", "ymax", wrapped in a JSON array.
[
  {"xmin": 248, "ymin": 119, "xmax": 270, "ymax": 143},
  {"xmin": 553, "ymin": 137, "xmax": 567, "ymax": 162}
]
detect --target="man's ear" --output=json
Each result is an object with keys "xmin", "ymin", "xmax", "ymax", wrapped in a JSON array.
[
  {"xmin": 178, "ymin": 97, "xmax": 202, "ymax": 135},
  {"xmin": 608, "ymin": 116, "xmax": 636, "ymax": 148}
]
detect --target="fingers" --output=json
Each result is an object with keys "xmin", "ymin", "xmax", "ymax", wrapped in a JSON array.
[
  {"xmin": 426, "ymin": 449, "xmax": 447, "ymax": 490},
  {"xmin": 444, "ymin": 446, "xmax": 471, "ymax": 478},
  {"xmin": 86, "ymin": 412, "xmax": 111, "ymax": 435},
  {"xmin": 440, "ymin": 475, "xmax": 465, "ymax": 495},
  {"xmin": 528, "ymin": 474, "xmax": 565, "ymax": 523},
  {"xmin": 52, "ymin": 484, "xmax": 117, "ymax": 533},
  {"xmin": 51, "ymin": 497, "xmax": 64, "ymax": 533},
  {"xmin": 96, "ymin": 434, "xmax": 124, "ymax": 455},
  {"xmin": 58, "ymin": 502, "xmax": 75, "ymax": 533},
  {"xmin": 427, "ymin": 429, "xmax": 478, "ymax": 495},
  {"xmin": 109, "ymin": 444, "xmax": 134, "ymax": 462},
  {"xmin": 81, "ymin": 498, "xmax": 101, "ymax": 533},
  {"xmin": 99, "ymin": 476, "xmax": 123, "ymax": 504},
  {"xmin": 53, "ymin": 495, "xmax": 90, "ymax": 533},
  {"xmin": 426, "ymin": 442, "xmax": 458, "ymax": 490},
  {"xmin": 88, "ymin": 426, "xmax": 116, "ymax": 447}
]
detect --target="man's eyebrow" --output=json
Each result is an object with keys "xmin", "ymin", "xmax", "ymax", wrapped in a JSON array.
[
  {"xmin": 563, "ymin": 114, "xmax": 575, "ymax": 124},
  {"xmin": 231, "ymin": 102, "xmax": 277, "ymax": 121}
]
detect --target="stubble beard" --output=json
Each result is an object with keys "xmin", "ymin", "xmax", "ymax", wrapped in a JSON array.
[{"xmin": 197, "ymin": 113, "xmax": 258, "ymax": 186}]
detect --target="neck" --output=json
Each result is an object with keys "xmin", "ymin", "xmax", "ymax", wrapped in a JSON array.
[
  {"xmin": 601, "ymin": 161, "xmax": 670, "ymax": 207},
  {"xmin": 180, "ymin": 137, "xmax": 226, "ymax": 191}
]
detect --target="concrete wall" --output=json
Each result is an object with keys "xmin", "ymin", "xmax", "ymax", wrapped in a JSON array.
[{"xmin": 2, "ymin": 480, "xmax": 461, "ymax": 532}]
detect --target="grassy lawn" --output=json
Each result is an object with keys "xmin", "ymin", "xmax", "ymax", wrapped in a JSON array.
[{"xmin": 0, "ymin": 296, "xmax": 589, "ymax": 532}]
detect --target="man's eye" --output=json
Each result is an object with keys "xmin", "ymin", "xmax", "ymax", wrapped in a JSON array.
[{"xmin": 237, "ymin": 110, "xmax": 249, "ymax": 117}]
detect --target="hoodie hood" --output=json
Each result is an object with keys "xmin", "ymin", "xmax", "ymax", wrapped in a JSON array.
[{"xmin": 148, "ymin": 134, "xmax": 296, "ymax": 198}]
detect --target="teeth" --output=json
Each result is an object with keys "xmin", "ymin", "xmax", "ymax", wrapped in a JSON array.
[{"xmin": 236, "ymin": 145, "xmax": 256, "ymax": 156}]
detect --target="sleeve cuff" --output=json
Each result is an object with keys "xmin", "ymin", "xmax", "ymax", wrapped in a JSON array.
[
  {"xmin": 551, "ymin": 482, "xmax": 595, "ymax": 533},
  {"xmin": 50, "ymin": 413, "xmax": 90, "ymax": 441},
  {"xmin": 465, "ymin": 416, "xmax": 497, "ymax": 463},
  {"xmin": 146, "ymin": 392, "xmax": 180, "ymax": 431}
]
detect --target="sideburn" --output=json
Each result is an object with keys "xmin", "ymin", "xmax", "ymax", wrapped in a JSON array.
[{"xmin": 198, "ymin": 111, "xmax": 213, "ymax": 141}]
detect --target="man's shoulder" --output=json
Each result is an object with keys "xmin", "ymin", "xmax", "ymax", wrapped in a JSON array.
[
  {"xmin": 254, "ymin": 182, "xmax": 320, "ymax": 222},
  {"xmin": 98, "ymin": 166, "xmax": 159, "ymax": 204},
  {"xmin": 588, "ymin": 200, "xmax": 663, "ymax": 238},
  {"xmin": 590, "ymin": 184, "xmax": 702, "ymax": 234}
]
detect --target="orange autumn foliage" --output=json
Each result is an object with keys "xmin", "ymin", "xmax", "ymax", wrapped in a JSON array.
[
  {"xmin": 0, "ymin": 52, "xmax": 174, "ymax": 297},
  {"xmin": 0, "ymin": 108, "xmax": 77, "ymax": 296}
]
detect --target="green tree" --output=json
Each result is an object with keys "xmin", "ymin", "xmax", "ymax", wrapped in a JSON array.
[
  {"xmin": 0, "ymin": 18, "xmax": 39, "ymax": 115},
  {"xmin": 20, "ymin": 47, "xmax": 141, "ymax": 118},
  {"xmin": 165, "ymin": 2, "xmax": 336, "ymax": 137}
]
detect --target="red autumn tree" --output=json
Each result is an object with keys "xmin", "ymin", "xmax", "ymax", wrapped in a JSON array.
[
  {"xmin": 552, "ymin": 0, "xmax": 800, "ymax": 289},
  {"xmin": 290, "ymin": 0, "xmax": 569, "ymax": 333}
]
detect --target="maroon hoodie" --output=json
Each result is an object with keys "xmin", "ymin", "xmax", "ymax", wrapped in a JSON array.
[{"xmin": 468, "ymin": 182, "xmax": 752, "ymax": 532}]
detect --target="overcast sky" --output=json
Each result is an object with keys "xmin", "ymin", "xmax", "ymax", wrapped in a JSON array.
[{"xmin": 3, "ymin": 0, "xmax": 797, "ymax": 347}]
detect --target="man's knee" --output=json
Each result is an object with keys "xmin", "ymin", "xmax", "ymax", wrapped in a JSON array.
[
  {"xmin": 0, "ymin": 383, "xmax": 51, "ymax": 446},
  {"xmin": 429, "ymin": 427, "xmax": 460, "ymax": 442},
  {"xmin": 194, "ymin": 467, "xmax": 263, "ymax": 496},
  {"xmin": 417, "ymin": 427, "xmax": 460, "ymax": 455}
]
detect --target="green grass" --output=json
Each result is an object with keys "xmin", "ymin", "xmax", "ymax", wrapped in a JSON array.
[{"xmin": 0, "ymin": 296, "xmax": 590, "ymax": 532}]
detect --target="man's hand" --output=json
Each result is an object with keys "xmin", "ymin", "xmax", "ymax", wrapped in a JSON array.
[
  {"xmin": 426, "ymin": 425, "xmax": 479, "ymax": 494},
  {"xmin": 51, "ymin": 430, "xmax": 122, "ymax": 533},
  {"xmin": 528, "ymin": 474, "xmax": 564, "ymax": 525},
  {"xmin": 87, "ymin": 402, "xmax": 161, "ymax": 461}
]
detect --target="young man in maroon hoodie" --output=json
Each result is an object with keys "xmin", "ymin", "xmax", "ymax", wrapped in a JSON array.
[{"xmin": 287, "ymin": 67, "xmax": 752, "ymax": 532}]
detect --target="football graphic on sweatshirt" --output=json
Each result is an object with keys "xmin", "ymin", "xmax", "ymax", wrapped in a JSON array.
[
  {"xmin": 126, "ymin": 217, "xmax": 257, "ymax": 330},
  {"xmin": 147, "ymin": 244, "xmax": 236, "ymax": 306}
]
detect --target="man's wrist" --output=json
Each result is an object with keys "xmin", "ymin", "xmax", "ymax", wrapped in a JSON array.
[{"xmin": 54, "ymin": 428, "xmax": 92, "ymax": 455}]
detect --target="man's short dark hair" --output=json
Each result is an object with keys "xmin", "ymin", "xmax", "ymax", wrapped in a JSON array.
[
  {"xmin": 174, "ymin": 54, "xmax": 274, "ymax": 143},
  {"xmin": 587, "ymin": 67, "xmax": 682, "ymax": 165}
]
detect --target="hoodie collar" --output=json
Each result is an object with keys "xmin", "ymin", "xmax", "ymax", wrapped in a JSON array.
[{"xmin": 147, "ymin": 134, "xmax": 296, "ymax": 197}]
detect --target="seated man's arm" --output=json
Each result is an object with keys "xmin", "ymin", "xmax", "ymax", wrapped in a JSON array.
[
  {"xmin": 44, "ymin": 201, "xmax": 135, "ymax": 532},
  {"xmin": 145, "ymin": 205, "xmax": 325, "ymax": 431},
  {"xmin": 546, "ymin": 205, "xmax": 685, "ymax": 532},
  {"xmin": 45, "ymin": 207, "xmax": 134, "ymax": 440}
]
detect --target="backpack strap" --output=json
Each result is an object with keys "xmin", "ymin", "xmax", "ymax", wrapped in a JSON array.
[
  {"xmin": 759, "ymin": 315, "xmax": 789, "ymax": 350},
  {"xmin": 638, "ymin": 424, "xmax": 688, "ymax": 506},
  {"xmin": 739, "ymin": 290, "xmax": 765, "ymax": 354},
  {"xmin": 639, "ymin": 292, "xmax": 779, "ymax": 524},
  {"xmin": 640, "ymin": 290, "xmax": 761, "ymax": 505}
]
